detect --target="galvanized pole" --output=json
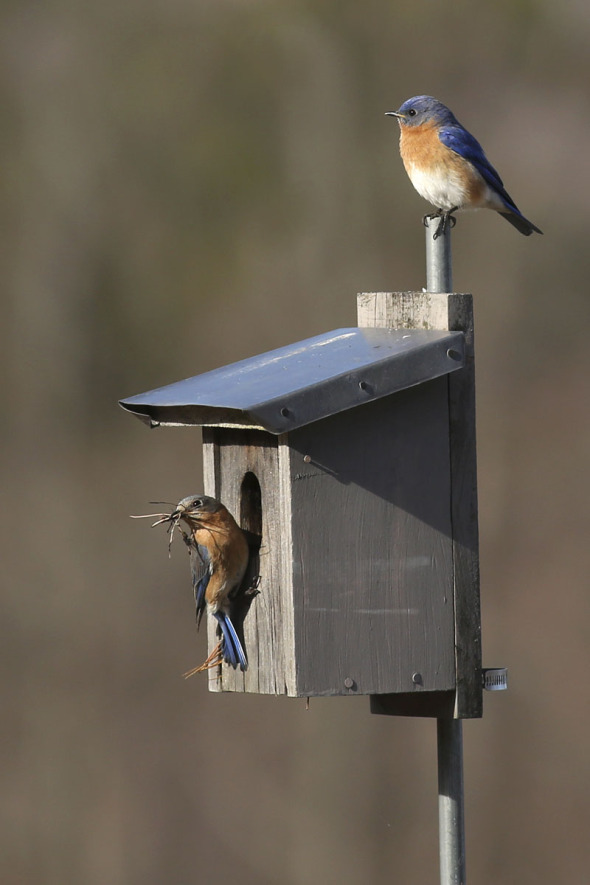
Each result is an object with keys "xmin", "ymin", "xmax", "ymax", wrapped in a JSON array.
[
  {"xmin": 424, "ymin": 214, "xmax": 466, "ymax": 885},
  {"xmin": 424, "ymin": 216, "xmax": 453, "ymax": 294},
  {"xmin": 437, "ymin": 718, "xmax": 466, "ymax": 885}
]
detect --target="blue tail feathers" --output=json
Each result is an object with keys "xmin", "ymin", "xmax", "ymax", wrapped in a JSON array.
[
  {"xmin": 213, "ymin": 611, "xmax": 248, "ymax": 671},
  {"xmin": 499, "ymin": 210, "xmax": 543, "ymax": 236}
]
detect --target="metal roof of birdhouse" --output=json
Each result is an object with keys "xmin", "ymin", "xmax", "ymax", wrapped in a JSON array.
[{"xmin": 120, "ymin": 327, "xmax": 464, "ymax": 434}]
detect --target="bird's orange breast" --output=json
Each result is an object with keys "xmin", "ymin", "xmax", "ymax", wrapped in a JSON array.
[
  {"xmin": 399, "ymin": 120, "xmax": 487, "ymax": 208},
  {"xmin": 399, "ymin": 120, "xmax": 446, "ymax": 173},
  {"xmin": 193, "ymin": 510, "xmax": 249, "ymax": 608}
]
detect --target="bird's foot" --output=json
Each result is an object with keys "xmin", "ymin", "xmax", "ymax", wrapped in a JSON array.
[
  {"xmin": 182, "ymin": 641, "xmax": 224, "ymax": 679},
  {"xmin": 245, "ymin": 575, "xmax": 261, "ymax": 597},
  {"xmin": 423, "ymin": 208, "xmax": 458, "ymax": 240}
]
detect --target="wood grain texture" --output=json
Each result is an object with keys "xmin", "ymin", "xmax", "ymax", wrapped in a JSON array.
[
  {"xmin": 197, "ymin": 293, "xmax": 480, "ymax": 709},
  {"xmin": 203, "ymin": 380, "xmax": 457, "ymax": 698},
  {"xmin": 358, "ymin": 292, "xmax": 482, "ymax": 718},
  {"xmin": 288, "ymin": 386, "xmax": 455, "ymax": 696},
  {"xmin": 370, "ymin": 690, "xmax": 456, "ymax": 718},
  {"xmin": 202, "ymin": 427, "xmax": 296, "ymax": 694},
  {"xmin": 357, "ymin": 291, "xmax": 452, "ymax": 331}
]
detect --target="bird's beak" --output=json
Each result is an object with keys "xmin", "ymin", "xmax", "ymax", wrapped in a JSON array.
[
  {"xmin": 385, "ymin": 111, "xmax": 403, "ymax": 119},
  {"xmin": 176, "ymin": 504, "xmax": 203, "ymax": 521}
]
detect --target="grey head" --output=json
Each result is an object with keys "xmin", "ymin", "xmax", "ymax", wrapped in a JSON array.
[
  {"xmin": 173, "ymin": 494, "xmax": 222, "ymax": 519},
  {"xmin": 385, "ymin": 95, "xmax": 459, "ymax": 128}
]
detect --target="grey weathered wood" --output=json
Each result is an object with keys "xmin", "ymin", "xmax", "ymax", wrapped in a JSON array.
[
  {"xmin": 202, "ymin": 427, "xmax": 296, "ymax": 694},
  {"xmin": 192, "ymin": 293, "xmax": 479, "ymax": 707},
  {"xmin": 358, "ymin": 292, "xmax": 482, "ymax": 719},
  {"xmin": 201, "ymin": 379, "xmax": 457, "ymax": 697},
  {"xmin": 370, "ymin": 690, "xmax": 456, "ymax": 718},
  {"xmin": 288, "ymin": 386, "xmax": 455, "ymax": 696}
]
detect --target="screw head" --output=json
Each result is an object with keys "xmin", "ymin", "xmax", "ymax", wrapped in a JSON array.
[
  {"xmin": 412, "ymin": 672, "xmax": 423, "ymax": 685},
  {"xmin": 344, "ymin": 677, "xmax": 355, "ymax": 690}
]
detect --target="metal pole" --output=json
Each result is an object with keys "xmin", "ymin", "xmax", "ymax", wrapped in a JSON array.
[
  {"xmin": 425, "ymin": 216, "xmax": 466, "ymax": 885},
  {"xmin": 437, "ymin": 719, "xmax": 466, "ymax": 885},
  {"xmin": 424, "ymin": 216, "xmax": 453, "ymax": 293}
]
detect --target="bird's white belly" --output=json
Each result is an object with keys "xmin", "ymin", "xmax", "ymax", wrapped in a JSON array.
[{"xmin": 407, "ymin": 164, "xmax": 469, "ymax": 211}]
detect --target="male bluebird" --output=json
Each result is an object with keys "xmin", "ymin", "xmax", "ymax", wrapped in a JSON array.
[
  {"xmin": 141, "ymin": 494, "xmax": 251, "ymax": 674},
  {"xmin": 386, "ymin": 95, "xmax": 542, "ymax": 238}
]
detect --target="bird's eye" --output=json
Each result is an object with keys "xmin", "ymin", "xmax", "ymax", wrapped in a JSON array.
[
  {"xmin": 408, "ymin": 108, "xmax": 417, "ymax": 117},
  {"xmin": 192, "ymin": 499, "xmax": 202, "ymax": 508}
]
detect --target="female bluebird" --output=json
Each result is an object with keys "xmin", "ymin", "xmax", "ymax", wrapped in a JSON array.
[
  {"xmin": 165, "ymin": 494, "xmax": 250, "ymax": 674},
  {"xmin": 386, "ymin": 96, "xmax": 542, "ymax": 238}
]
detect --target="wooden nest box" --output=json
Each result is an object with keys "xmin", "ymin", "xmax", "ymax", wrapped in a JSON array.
[{"xmin": 121, "ymin": 292, "xmax": 481, "ymax": 719}]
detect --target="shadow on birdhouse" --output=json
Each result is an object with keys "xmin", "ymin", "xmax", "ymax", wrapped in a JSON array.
[
  {"xmin": 230, "ymin": 471, "xmax": 263, "ymax": 652},
  {"xmin": 121, "ymin": 293, "xmax": 482, "ymax": 719}
]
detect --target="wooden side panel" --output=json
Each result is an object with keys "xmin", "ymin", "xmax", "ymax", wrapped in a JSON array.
[
  {"xmin": 202, "ymin": 428, "xmax": 296, "ymax": 694},
  {"xmin": 288, "ymin": 383, "xmax": 456, "ymax": 697},
  {"xmin": 358, "ymin": 292, "xmax": 482, "ymax": 718}
]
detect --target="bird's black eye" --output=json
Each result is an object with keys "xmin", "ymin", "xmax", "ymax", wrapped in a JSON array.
[
  {"xmin": 408, "ymin": 108, "xmax": 417, "ymax": 117},
  {"xmin": 192, "ymin": 498, "xmax": 202, "ymax": 508}
]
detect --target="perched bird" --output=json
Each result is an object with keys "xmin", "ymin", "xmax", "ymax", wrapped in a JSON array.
[
  {"xmin": 161, "ymin": 494, "xmax": 250, "ymax": 675},
  {"xmin": 386, "ymin": 95, "xmax": 542, "ymax": 238}
]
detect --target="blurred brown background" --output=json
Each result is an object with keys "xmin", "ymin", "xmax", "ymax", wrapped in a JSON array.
[{"xmin": 2, "ymin": 1, "xmax": 589, "ymax": 883}]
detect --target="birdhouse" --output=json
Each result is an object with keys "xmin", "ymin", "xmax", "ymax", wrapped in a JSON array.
[{"xmin": 121, "ymin": 292, "xmax": 482, "ymax": 719}]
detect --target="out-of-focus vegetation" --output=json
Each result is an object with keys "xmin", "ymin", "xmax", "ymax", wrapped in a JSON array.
[{"xmin": 2, "ymin": 2, "xmax": 590, "ymax": 882}]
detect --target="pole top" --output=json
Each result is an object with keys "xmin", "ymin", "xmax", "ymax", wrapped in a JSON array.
[{"xmin": 425, "ymin": 215, "xmax": 453, "ymax": 294}]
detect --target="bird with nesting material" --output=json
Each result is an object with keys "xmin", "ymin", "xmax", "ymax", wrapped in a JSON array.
[
  {"xmin": 133, "ymin": 494, "xmax": 254, "ymax": 676},
  {"xmin": 386, "ymin": 95, "xmax": 543, "ymax": 239}
]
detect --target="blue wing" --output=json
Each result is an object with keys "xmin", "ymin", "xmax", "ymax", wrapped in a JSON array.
[
  {"xmin": 189, "ymin": 543, "xmax": 210, "ymax": 630},
  {"xmin": 438, "ymin": 125, "xmax": 520, "ymax": 213}
]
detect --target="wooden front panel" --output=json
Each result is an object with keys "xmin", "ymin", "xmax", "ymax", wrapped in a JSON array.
[
  {"xmin": 288, "ymin": 380, "xmax": 455, "ymax": 697},
  {"xmin": 202, "ymin": 428, "xmax": 297, "ymax": 694}
]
